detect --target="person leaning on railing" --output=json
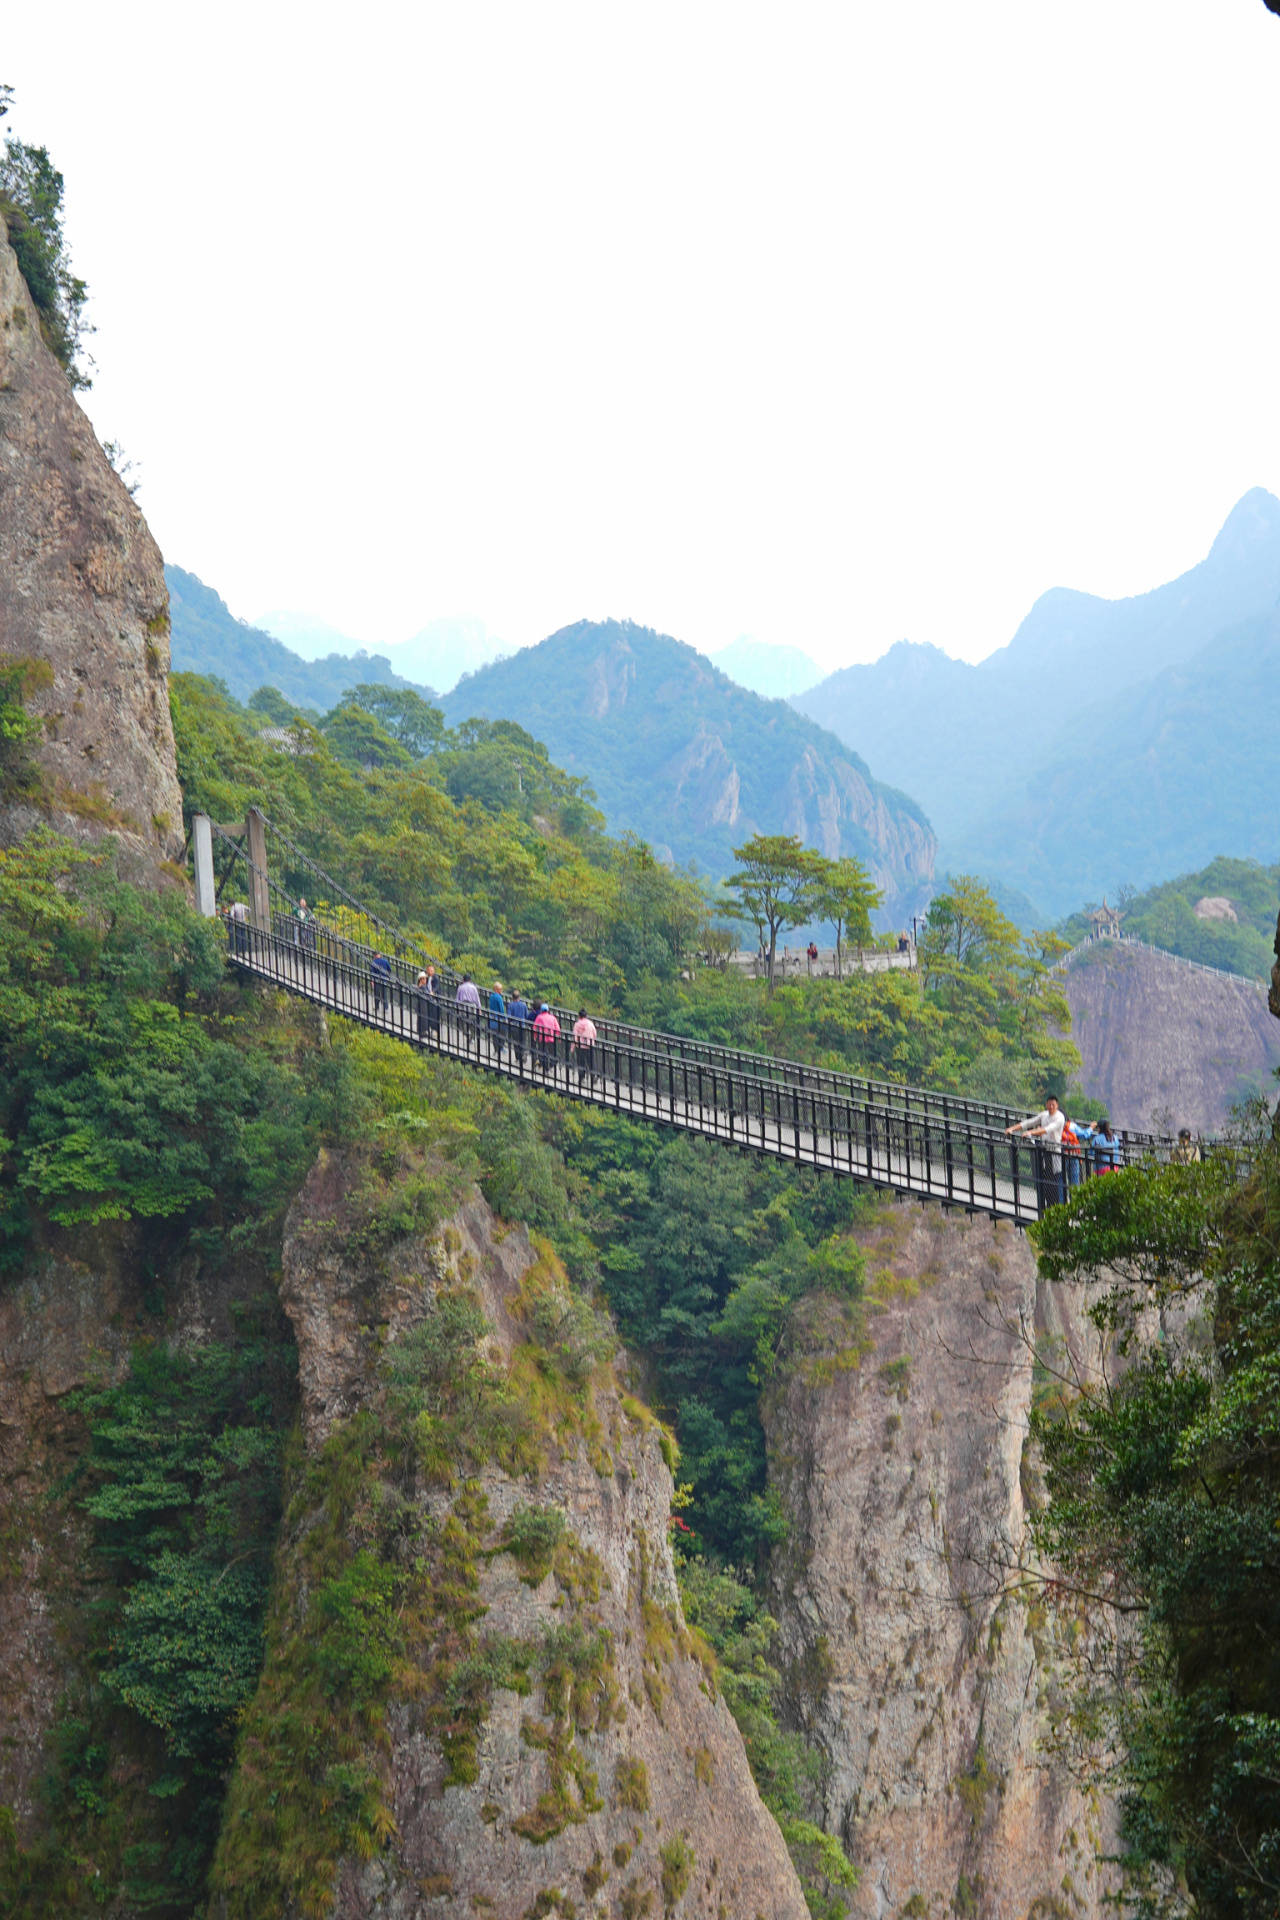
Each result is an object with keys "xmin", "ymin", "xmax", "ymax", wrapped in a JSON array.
[
  {"xmin": 1074, "ymin": 1116, "xmax": 1122, "ymax": 1174},
  {"xmin": 1004, "ymin": 1096, "xmax": 1065, "ymax": 1144},
  {"xmin": 1006, "ymin": 1095, "xmax": 1066, "ymax": 1208}
]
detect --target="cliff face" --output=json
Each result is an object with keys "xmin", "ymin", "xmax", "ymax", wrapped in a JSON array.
[
  {"xmin": 766, "ymin": 1201, "xmax": 1118, "ymax": 1920},
  {"xmin": 0, "ymin": 230, "xmax": 182, "ymax": 880},
  {"xmin": 1060, "ymin": 940, "xmax": 1280, "ymax": 1132},
  {"xmin": 213, "ymin": 1152, "xmax": 807, "ymax": 1920}
]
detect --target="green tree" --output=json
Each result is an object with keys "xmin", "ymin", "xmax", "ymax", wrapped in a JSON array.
[
  {"xmin": 0, "ymin": 655, "xmax": 52, "ymax": 794},
  {"xmin": 921, "ymin": 876, "xmax": 1076, "ymax": 1097},
  {"xmin": 320, "ymin": 701, "xmax": 413, "ymax": 772},
  {"xmin": 812, "ymin": 855, "xmax": 882, "ymax": 977},
  {"xmin": 726, "ymin": 834, "xmax": 824, "ymax": 990},
  {"xmin": 342, "ymin": 683, "xmax": 445, "ymax": 757}
]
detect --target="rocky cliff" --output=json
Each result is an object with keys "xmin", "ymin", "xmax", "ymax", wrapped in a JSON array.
[
  {"xmin": 1060, "ymin": 939, "xmax": 1280, "ymax": 1132},
  {"xmin": 211, "ymin": 1152, "xmax": 808, "ymax": 1920},
  {"xmin": 766, "ymin": 1200, "xmax": 1118, "ymax": 1920},
  {"xmin": 0, "ymin": 228, "xmax": 182, "ymax": 879}
]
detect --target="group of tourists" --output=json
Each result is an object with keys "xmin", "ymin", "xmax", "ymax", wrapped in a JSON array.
[
  {"xmin": 1005, "ymin": 1096, "xmax": 1124, "ymax": 1208},
  {"xmin": 1007, "ymin": 1095, "xmax": 1203, "ymax": 1206},
  {"xmin": 409, "ymin": 965, "xmax": 600, "ymax": 1083}
]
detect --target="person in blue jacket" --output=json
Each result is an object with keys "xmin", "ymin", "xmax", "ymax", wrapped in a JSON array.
[
  {"xmin": 1075, "ymin": 1117, "xmax": 1122, "ymax": 1174},
  {"xmin": 370, "ymin": 949, "xmax": 392, "ymax": 1012},
  {"xmin": 487, "ymin": 983, "xmax": 507, "ymax": 1061},
  {"xmin": 506, "ymin": 988, "xmax": 531, "ymax": 1070}
]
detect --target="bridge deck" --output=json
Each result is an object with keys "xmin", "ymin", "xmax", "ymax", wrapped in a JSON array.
[{"xmin": 225, "ymin": 928, "xmax": 1105, "ymax": 1226}]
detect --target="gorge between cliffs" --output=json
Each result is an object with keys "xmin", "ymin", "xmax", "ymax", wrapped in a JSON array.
[{"xmin": 3, "ymin": 206, "xmax": 1275, "ymax": 1920}]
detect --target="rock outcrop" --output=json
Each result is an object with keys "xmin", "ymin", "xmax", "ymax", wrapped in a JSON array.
[
  {"xmin": 218, "ymin": 1151, "xmax": 808, "ymax": 1920},
  {"xmin": 1060, "ymin": 939, "xmax": 1280, "ymax": 1132},
  {"xmin": 0, "ymin": 228, "xmax": 183, "ymax": 881},
  {"xmin": 767, "ymin": 1200, "xmax": 1118, "ymax": 1920}
]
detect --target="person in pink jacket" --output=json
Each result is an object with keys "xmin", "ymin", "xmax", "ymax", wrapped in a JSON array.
[
  {"xmin": 571, "ymin": 1009, "xmax": 598, "ymax": 1084},
  {"xmin": 532, "ymin": 1003, "xmax": 561, "ymax": 1073}
]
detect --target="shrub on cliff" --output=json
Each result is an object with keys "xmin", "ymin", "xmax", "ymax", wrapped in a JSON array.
[
  {"xmin": 0, "ymin": 85, "xmax": 91, "ymax": 386},
  {"xmin": 1030, "ymin": 1128, "xmax": 1280, "ymax": 1918}
]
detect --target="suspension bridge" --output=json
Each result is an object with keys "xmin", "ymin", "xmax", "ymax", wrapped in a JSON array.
[{"xmin": 192, "ymin": 808, "xmax": 1176, "ymax": 1227}]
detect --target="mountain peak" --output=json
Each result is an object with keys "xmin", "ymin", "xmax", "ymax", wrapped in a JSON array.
[{"xmin": 1206, "ymin": 487, "xmax": 1280, "ymax": 568}]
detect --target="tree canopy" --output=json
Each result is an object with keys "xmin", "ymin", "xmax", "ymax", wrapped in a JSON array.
[{"xmin": 725, "ymin": 834, "xmax": 825, "ymax": 988}]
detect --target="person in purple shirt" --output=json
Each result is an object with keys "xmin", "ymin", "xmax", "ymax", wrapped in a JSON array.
[{"xmin": 458, "ymin": 967, "xmax": 483, "ymax": 1044}]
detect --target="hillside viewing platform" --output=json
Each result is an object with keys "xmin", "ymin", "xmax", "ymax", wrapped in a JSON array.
[{"xmin": 194, "ymin": 809, "xmax": 1177, "ymax": 1227}]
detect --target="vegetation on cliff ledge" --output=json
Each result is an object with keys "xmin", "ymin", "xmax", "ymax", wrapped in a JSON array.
[
  {"xmin": 0, "ymin": 85, "xmax": 91, "ymax": 385},
  {"xmin": 1031, "ymin": 1124, "xmax": 1280, "ymax": 1919}
]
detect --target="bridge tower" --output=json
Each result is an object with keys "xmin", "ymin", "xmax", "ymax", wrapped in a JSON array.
[{"xmin": 190, "ymin": 806, "xmax": 271, "ymax": 927}]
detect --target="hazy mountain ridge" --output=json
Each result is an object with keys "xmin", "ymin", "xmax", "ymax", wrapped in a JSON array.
[
  {"xmin": 439, "ymin": 618, "xmax": 936, "ymax": 916},
  {"xmin": 166, "ymin": 566, "xmax": 438, "ymax": 711},
  {"xmin": 707, "ymin": 635, "xmax": 823, "ymax": 698},
  {"xmin": 793, "ymin": 489, "xmax": 1280, "ymax": 915}
]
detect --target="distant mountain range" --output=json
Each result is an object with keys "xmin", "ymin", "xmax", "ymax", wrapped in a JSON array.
[
  {"xmin": 705, "ymin": 637, "xmax": 822, "ymax": 699},
  {"xmin": 166, "ymin": 567, "xmax": 438, "ymax": 711},
  {"xmin": 439, "ymin": 619, "xmax": 935, "ymax": 918},
  {"xmin": 792, "ymin": 488, "xmax": 1280, "ymax": 919},
  {"xmin": 254, "ymin": 609, "xmax": 508, "ymax": 693}
]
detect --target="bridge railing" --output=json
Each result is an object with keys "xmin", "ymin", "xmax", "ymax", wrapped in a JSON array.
[
  {"xmin": 220, "ymin": 807, "xmax": 1178, "ymax": 1161},
  {"xmin": 220, "ymin": 917, "xmax": 1153, "ymax": 1224},
  {"xmin": 267, "ymin": 915, "xmax": 1169, "ymax": 1165}
]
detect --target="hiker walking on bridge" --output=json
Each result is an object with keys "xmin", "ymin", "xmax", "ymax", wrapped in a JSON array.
[
  {"xmin": 488, "ymin": 983, "xmax": 507, "ymax": 1061},
  {"xmin": 370, "ymin": 949, "xmax": 392, "ymax": 1012},
  {"xmin": 533, "ymin": 1002, "xmax": 561, "ymax": 1075},
  {"xmin": 415, "ymin": 966, "xmax": 440, "ymax": 1042},
  {"xmin": 572, "ymin": 1009, "xmax": 598, "ymax": 1085},
  {"xmin": 507, "ymin": 988, "xmax": 531, "ymax": 1071}
]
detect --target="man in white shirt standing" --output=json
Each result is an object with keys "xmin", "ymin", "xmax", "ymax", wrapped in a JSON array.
[
  {"xmin": 1005, "ymin": 1097, "xmax": 1065, "ymax": 1144},
  {"xmin": 1005, "ymin": 1096, "xmax": 1066, "ymax": 1211}
]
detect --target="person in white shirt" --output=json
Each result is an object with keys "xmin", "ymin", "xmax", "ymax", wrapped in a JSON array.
[
  {"xmin": 1005, "ymin": 1097, "xmax": 1065, "ymax": 1143},
  {"xmin": 1006, "ymin": 1096, "xmax": 1066, "ymax": 1209}
]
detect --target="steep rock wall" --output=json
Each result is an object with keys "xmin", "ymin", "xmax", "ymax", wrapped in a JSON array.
[
  {"xmin": 220, "ymin": 1152, "xmax": 808, "ymax": 1920},
  {"xmin": 0, "ymin": 1222, "xmax": 238, "ymax": 1835},
  {"xmin": 767, "ymin": 1201, "xmax": 1117, "ymax": 1920},
  {"xmin": 1060, "ymin": 941, "xmax": 1280, "ymax": 1132},
  {"xmin": 0, "ymin": 229, "xmax": 182, "ymax": 880}
]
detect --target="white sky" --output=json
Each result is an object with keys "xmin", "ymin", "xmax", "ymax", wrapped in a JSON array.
[{"xmin": 6, "ymin": 2, "xmax": 1280, "ymax": 669}]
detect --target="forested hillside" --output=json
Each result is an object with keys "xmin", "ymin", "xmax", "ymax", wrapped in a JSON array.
[
  {"xmin": 167, "ymin": 566, "xmax": 437, "ymax": 712},
  {"xmin": 439, "ymin": 617, "xmax": 936, "ymax": 917},
  {"xmin": 1062, "ymin": 854, "xmax": 1280, "ymax": 980}
]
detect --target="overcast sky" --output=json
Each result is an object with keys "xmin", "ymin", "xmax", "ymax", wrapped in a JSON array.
[{"xmin": 6, "ymin": 2, "xmax": 1280, "ymax": 670}]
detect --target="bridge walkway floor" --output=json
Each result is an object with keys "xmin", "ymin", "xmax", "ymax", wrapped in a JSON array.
[{"xmin": 229, "ymin": 945, "xmax": 1032, "ymax": 1223}]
